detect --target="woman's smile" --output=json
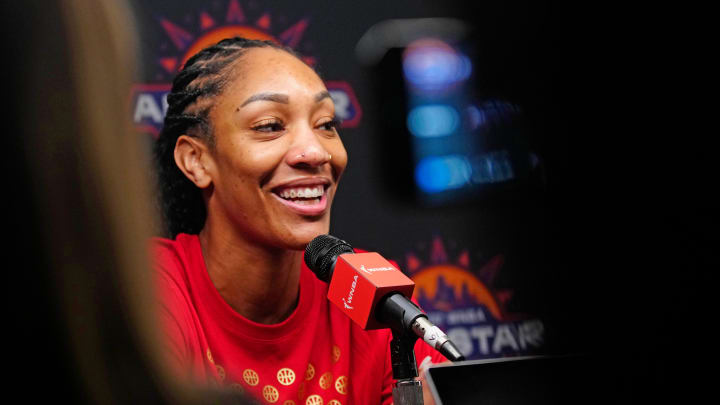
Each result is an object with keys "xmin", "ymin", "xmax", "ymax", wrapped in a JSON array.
[{"xmin": 270, "ymin": 177, "xmax": 330, "ymax": 216}]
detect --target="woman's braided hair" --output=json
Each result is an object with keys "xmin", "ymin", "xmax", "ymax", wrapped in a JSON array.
[{"xmin": 153, "ymin": 37, "xmax": 300, "ymax": 238}]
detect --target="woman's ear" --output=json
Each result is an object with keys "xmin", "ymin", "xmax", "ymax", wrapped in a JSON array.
[{"xmin": 174, "ymin": 135, "xmax": 213, "ymax": 188}]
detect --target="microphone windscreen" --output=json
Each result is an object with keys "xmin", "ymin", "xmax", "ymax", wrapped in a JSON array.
[{"xmin": 304, "ymin": 234, "xmax": 354, "ymax": 282}]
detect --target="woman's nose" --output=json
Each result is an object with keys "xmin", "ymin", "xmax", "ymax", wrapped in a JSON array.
[{"xmin": 286, "ymin": 129, "xmax": 332, "ymax": 168}]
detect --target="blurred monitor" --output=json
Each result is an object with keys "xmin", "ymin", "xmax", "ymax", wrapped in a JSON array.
[{"xmin": 366, "ymin": 23, "xmax": 543, "ymax": 206}]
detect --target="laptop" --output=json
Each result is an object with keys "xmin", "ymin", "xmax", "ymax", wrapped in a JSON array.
[{"xmin": 425, "ymin": 354, "xmax": 614, "ymax": 405}]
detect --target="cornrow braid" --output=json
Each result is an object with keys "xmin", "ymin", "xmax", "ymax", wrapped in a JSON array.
[{"xmin": 153, "ymin": 37, "xmax": 301, "ymax": 238}]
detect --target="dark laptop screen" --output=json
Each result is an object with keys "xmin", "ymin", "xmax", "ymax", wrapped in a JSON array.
[{"xmin": 425, "ymin": 355, "xmax": 612, "ymax": 405}]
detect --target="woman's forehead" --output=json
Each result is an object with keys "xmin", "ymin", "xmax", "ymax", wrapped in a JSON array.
[{"xmin": 226, "ymin": 47, "xmax": 326, "ymax": 96}]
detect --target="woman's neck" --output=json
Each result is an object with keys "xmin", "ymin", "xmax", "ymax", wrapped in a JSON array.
[{"xmin": 198, "ymin": 225, "xmax": 302, "ymax": 325}]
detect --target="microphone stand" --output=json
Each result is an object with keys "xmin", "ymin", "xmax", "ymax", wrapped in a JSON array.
[{"xmin": 389, "ymin": 330, "xmax": 424, "ymax": 405}]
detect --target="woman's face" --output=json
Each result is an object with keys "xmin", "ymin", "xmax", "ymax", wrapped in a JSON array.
[{"xmin": 202, "ymin": 47, "xmax": 348, "ymax": 250}]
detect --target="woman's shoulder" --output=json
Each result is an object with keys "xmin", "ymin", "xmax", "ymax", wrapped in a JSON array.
[
  {"xmin": 150, "ymin": 233, "xmax": 199, "ymax": 265},
  {"xmin": 151, "ymin": 232, "xmax": 197, "ymax": 250},
  {"xmin": 149, "ymin": 233, "xmax": 203, "ymax": 289}
]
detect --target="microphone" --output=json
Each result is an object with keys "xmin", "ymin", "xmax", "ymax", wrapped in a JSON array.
[{"xmin": 304, "ymin": 234, "xmax": 465, "ymax": 362}]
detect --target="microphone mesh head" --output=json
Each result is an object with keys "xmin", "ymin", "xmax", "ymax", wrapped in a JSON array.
[{"xmin": 304, "ymin": 234, "xmax": 353, "ymax": 282}]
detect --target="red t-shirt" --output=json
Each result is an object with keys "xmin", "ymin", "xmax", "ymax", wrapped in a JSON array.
[{"xmin": 152, "ymin": 234, "xmax": 446, "ymax": 405}]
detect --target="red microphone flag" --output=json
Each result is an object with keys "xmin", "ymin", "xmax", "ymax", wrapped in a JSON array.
[{"xmin": 326, "ymin": 252, "xmax": 415, "ymax": 330}]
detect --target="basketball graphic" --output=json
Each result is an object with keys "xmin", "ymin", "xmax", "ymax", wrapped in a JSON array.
[
  {"xmin": 305, "ymin": 394, "xmax": 323, "ymax": 405},
  {"xmin": 305, "ymin": 363, "xmax": 315, "ymax": 381},
  {"xmin": 277, "ymin": 368, "xmax": 296, "ymax": 386},
  {"xmin": 332, "ymin": 345, "xmax": 341, "ymax": 363},
  {"xmin": 327, "ymin": 400, "xmax": 342, "ymax": 405},
  {"xmin": 242, "ymin": 369, "xmax": 259, "ymax": 386},
  {"xmin": 319, "ymin": 372, "xmax": 333, "ymax": 390},
  {"xmin": 230, "ymin": 383, "xmax": 244, "ymax": 394},
  {"xmin": 216, "ymin": 364, "xmax": 226, "ymax": 381},
  {"xmin": 206, "ymin": 348, "xmax": 214, "ymax": 364},
  {"xmin": 334, "ymin": 376, "xmax": 348, "ymax": 395},
  {"xmin": 262, "ymin": 385, "xmax": 279, "ymax": 403},
  {"xmin": 282, "ymin": 401, "xmax": 296, "ymax": 405}
]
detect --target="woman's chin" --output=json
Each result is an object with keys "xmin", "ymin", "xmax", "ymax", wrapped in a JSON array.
[{"xmin": 271, "ymin": 222, "xmax": 330, "ymax": 251}]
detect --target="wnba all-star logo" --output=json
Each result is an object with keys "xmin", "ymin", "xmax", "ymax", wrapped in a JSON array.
[
  {"xmin": 130, "ymin": 0, "xmax": 362, "ymax": 136},
  {"xmin": 404, "ymin": 236, "xmax": 545, "ymax": 360}
]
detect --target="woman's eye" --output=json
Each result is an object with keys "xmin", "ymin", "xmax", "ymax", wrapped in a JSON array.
[
  {"xmin": 318, "ymin": 117, "xmax": 341, "ymax": 132},
  {"xmin": 252, "ymin": 120, "xmax": 285, "ymax": 132}
]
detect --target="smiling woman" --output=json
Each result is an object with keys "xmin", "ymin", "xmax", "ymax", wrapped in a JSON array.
[
  {"xmin": 152, "ymin": 37, "xmax": 445, "ymax": 405},
  {"xmin": 174, "ymin": 46, "xmax": 346, "ymax": 253}
]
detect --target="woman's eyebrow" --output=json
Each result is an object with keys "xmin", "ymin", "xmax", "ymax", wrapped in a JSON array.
[
  {"xmin": 314, "ymin": 91, "xmax": 332, "ymax": 103},
  {"xmin": 239, "ymin": 91, "xmax": 331, "ymax": 108},
  {"xmin": 240, "ymin": 92, "xmax": 289, "ymax": 107}
]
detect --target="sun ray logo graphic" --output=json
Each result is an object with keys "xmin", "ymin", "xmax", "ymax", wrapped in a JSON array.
[
  {"xmin": 403, "ymin": 236, "xmax": 545, "ymax": 360},
  {"xmin": 130, "ymin": 0, "xmax": 362, "ymax": 136}
]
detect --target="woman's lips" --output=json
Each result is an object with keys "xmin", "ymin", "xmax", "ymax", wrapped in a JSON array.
[{"xmin": 271, "ymin": 185, "xmax": 329, "ymax": 216}]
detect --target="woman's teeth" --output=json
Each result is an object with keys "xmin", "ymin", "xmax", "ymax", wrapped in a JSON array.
[{"xmin": 278, "ymin": 185, "xmax": 324, "ymax": 200}]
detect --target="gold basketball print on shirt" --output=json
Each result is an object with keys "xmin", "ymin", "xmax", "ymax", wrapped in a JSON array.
[
  {"xmin": 327, "ymin": 400, "xmax": 342, "ymax": 405},
  {"xmin": 242, "ymin": 369, "xmax": 259, "ymax": 386},
  {"xmin": 230, "ymin": 383, "xmax": 244, "ymax": 394},
  {"xmin": 305, "ymin": 394, "xmax": 323, "ymax": 405},
  {"xmin": 282, "ymin": 400, "xmax": 296, "ymax": 405},
  {"xmin": 305, "ymin": 363, "xmax": 315, "ymax": 380},
  {"xmin": 216, "ymin": 364, "xmax": 226, "ymax": 381},
  {"xmin": 277, "ymin": 368, "xmax": 296, "ymax": 385},
  {"xmin": 263, "ymin": 385, "xmax": 280, "ymax": 403},
  {"xmin": 206, "ymin": 348, "xmax": 214, "ymax": 364},
  {"xmin": 319, "ymin": 372, "xmax": 333, "ymax": 390},
  {"xmin": 334, "ymin": 375, "xmax": 348, "ymax": 395},
  {"xmin": 332, "ymin": 345, "xmax": 341, "ymax": 363}
]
